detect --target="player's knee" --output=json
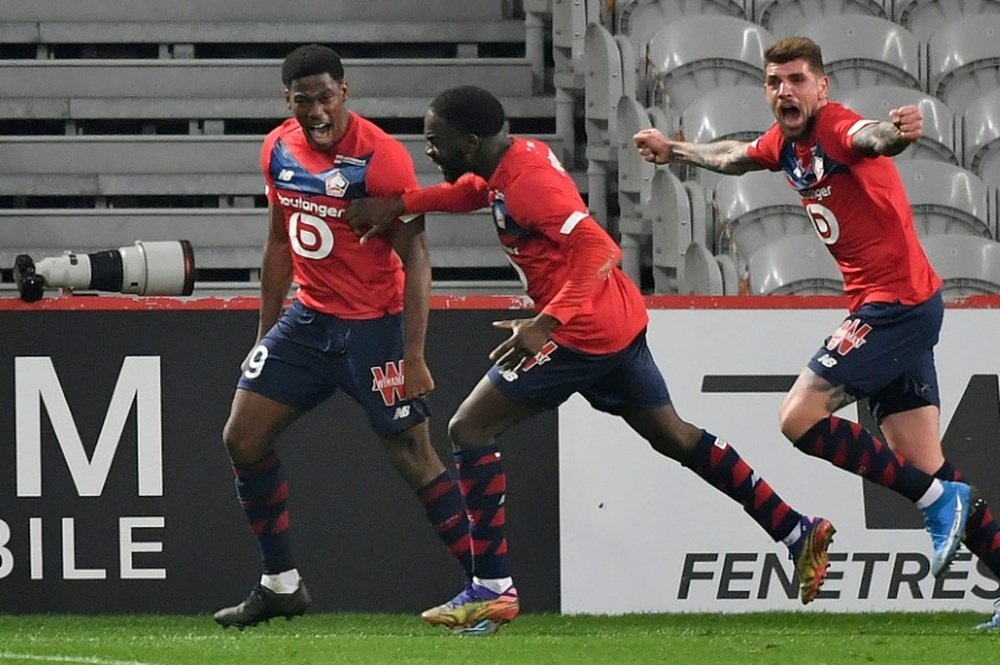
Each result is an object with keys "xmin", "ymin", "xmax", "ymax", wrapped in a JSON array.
[
  {"xmin": 447, "ymin": 412, "xmax": 481, "ymax": 449},
  {"xmin": 222, "ymin": 419, "xmax": 266, "ymax": 464},
  {"xmin": 778, "ymin": 401, "xmax": 815, "ymax": 443}
]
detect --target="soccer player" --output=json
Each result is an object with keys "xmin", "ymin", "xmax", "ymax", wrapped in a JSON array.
[
  {"xmin": 634, "ymin": 36, "xmax": 1000, "ymax": 627},
  {"xmin": 213, "ymin": 45, "xmax": 475, "ymax": 629},
  {"xmin": 347, "ymin": 85, "xmax": 836, "ymax": 634}
]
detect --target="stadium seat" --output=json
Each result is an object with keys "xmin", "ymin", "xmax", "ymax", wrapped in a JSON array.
[
  {"xmin": 897, "ymin": 159, "xmax": 992, "ymax": 238},
  {"xmin": 679, "ymin": 241, "xmax": 725, "ymax": 295},
  {"xmin": 616, "ymin": 95, "xmax": 656, "ymax": 283},
  {"xmin": 928, "ymin": 15, "xmax": 1000, "ymax": 116},
  {"xmin": 1, "ymin": 0, "xmax": 503, "ymax": 22},
  {"xmin": 0, "ymin": 58, "xmax": 544, "ymax": 133},
  {"xmin": 754, "ymin": 0, "xmax": 887, "ymax": 39},
  {"xmin": 0, "ymin": 133, "xmax": 567, "ymax": 202},
  {"xmin": 584, "ymin": 23, "xmax": 627, "ymax": 165},
  {"xmin": 648, "ymin": 168, "xmax": 695, "ymax": 292},
  {"xmin": 920, "ymin": 234, "xmax": 1000, "ymax": 298},
  {"xmin": 798, "ymin": 16, "xmax": 921, "ymax": 96},
  {"xmin": 746, "ymin": 234, "xmax": 844, "ymax": 295},
  {"xmin": 839, "ymin": 86, "xmax": 958, "ymax": 164},
  {"xmin": 893, "ymin": 0, "xmax": 1000, "ymax": 43},
  {"xmin": 713, "ymin": 170, "xmax": 811, "ymax": 272},
  {"xmin": 646, "ymin": 15, "xmax": 771, "ymax": 113},
  {"xmin": 0, "ymin": 206, "xmax": 505, "ymax": 280},
  {"xmin": 615, "ymin": 0, "xmax": 748, "ymax": 100},
  {"xmin": 714, "ymin": 253, "xmax": 741, "ymax": 295},
  {"xmin": 963, "ymin": 89, "xmax": 1000, "ymax": 188},
  {"xmin": 679, "ymin": 85, "xmax": 774, "ymax": 191},
  {"xmin": 0, "ymin": 0, "xmax": 519, "ymax": 58}
]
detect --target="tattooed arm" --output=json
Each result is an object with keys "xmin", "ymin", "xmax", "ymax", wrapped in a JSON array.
[
  {"xmin": 851, "ymin": 104, "xmax": 923, "ymax": 158},
  {"xmin": 633, "ymin": 128, "xmax": 763, "ymax": 175}
]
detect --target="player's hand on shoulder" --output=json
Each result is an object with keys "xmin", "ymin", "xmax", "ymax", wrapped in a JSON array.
[
  {"xmin": 633, "ymin": 128, "xmax": 672, "ymax": 164},
  {"xmin": 346, "ymin": 196, "xmax": 406, "ymax": 244},
  {"xmin": 888, "ymin": 105, "xmax": 922, "ymax": 142},
  {"xmin": 403, "ymin": 356, "xmax": 434, "ymax": 399}
]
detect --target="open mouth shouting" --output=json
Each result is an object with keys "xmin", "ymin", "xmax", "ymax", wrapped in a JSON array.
[{"xmin": 306, "ymin": 122, "xmax": 333, "ymax": 146}]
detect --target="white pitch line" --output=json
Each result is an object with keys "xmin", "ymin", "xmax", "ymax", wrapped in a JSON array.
[{"xmin": 0, "ymin": 653, "xmax": 159, "ymax": 665}]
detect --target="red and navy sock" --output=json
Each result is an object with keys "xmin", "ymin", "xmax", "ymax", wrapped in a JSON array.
[
  {"xmin": 684, "ymin": 430, "xmax": 801, "ymax": 542},
  {"xmin": 417, "ymin": 469, "xmax": 474, "ymax": 580},
  {"xmin": 455, "ymin": 444, "xmax": 511, "ymax": 579},
  {"xmin": 936, "ymin": 460, "xmax": 1000, "ymax": 580},
  {"xmin": 232, "ymin": 451, "xmax": 292, "ymax": 574},
  {"xmin": 794, "ymin": 416, "xmax": 933, "ymax": 502}
]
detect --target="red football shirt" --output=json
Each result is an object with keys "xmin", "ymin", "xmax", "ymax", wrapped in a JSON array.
[
  {"xmin": 746, "ymin": 102, "xmax": 941, "ymax": 310},
  {"xmin": 261, "ymin": 112, "xmax": 418, "ymax": 318},
  {"xmin": 405, "ymin": 137, "xmax": 649, "ymax": 354}
]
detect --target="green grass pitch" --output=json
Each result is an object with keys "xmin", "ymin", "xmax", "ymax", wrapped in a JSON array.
[{"xmin": 0, "ymin": 612, "xmax": 996, "ymax": 665}]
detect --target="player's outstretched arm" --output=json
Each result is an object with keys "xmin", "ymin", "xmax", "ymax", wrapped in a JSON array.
[
  {"xmin": 346, "ymin": 195, "xmax": 407, "ymax": 244},
  {"xmin": 390, "ymin": 215, "xmax": 435, "ymax": 399},
  {"xmin": 851, "ymin": 104, "xmax": 923, "ymax": 157},
  {"xmin": 633, "ymin": 128, "xmax": 760, "ymax": 175}
]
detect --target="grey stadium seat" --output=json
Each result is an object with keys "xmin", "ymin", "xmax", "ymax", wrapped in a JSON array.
[
  {"xmin": 679, "ymin": 85, "xmax": 774, "ymax": 192},
  {"xmin": 798, "ymin": 16, "xmax": 921, "ymax": 96},
  {"xmin": 584, "ymin": 23, "xmax": 628, "ymax": 165},
  {"xmin": 616, "ymin": 0, "xmax": 748, "ymax": 85},
  {"xmin": 894, "ymin": 0, "xmax": 1000, "ymax": 43},
  {"xmin": 646, "ymin": 15, "xmax": 770, "ymax": 113},
  {"xmin": 746, "ymin": 234, "xmax": 844, "ymax": 295},
  {"xmin": 928, "ymin": 15, "xmax": 1000, "ymax": 116},
  {"xmin": 713, "ymin": 170, "xmax": 811, "ymax": 271},
  {"xmin": 648, "ymin": 169, "xmax": 696, "ymax": 292},
  {"xmin": 0, "ymin": 0, "xmax": 503, "ymax": 22},
  {"xmin": 0, "ymin": 58, "xmax": 544, "ymax": 133},
  {"xmin": 920, "ymin": 234, "xmax": 1000, "ymax": 297},
  {"xmin": 897, "ymin": 159, "xmax": 993, "ymax": 238},
  {"xmin": 754, "ymin": 0, "xmax": 887, "ymax": 39},
  {"xmin": 678, "ymin": 241, "xmax": 725, "ymax": 295},
  {"xmin": 616, "ymin": 95, "xmax": 657, "ymax": 283},
  {"xmin": 963, "ymin": 89, "xmax": 1000, "ymax": 188},
  {"xmin": 839, "ymin": 86, "xmax": 958, "ymax": 164}
]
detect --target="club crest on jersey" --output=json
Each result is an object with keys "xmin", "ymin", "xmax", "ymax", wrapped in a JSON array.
[
  {"xmin": 826, "ymin": 319, "xmax": 872, "ymax": 355},
  {"xmin": 371, "ymin": 360, "xmax": 406, "ymax": 406},
  {"xmin": 325, "ymin": 170, "xmax": 349, "ymax": 197}
]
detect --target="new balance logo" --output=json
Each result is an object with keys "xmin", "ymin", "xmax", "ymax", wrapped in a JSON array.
[
  {"xmin": 816, "ymin": 353, "xmax": 838, "ymax": 368},
  {"xmin": 278, "ymin": 169, "xmax": 295, "ymax": 182},
  {"xmin": 392, "ymin": 405, "xmax": 411, "ymax": 420}
]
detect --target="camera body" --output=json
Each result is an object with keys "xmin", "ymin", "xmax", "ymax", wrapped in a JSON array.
[{"xmin": 13, "ymin": 240, "xmax": 196, "ymax": 302}]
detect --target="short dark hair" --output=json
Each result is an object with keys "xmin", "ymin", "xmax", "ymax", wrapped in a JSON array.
[
  {"xmin": 764, "ymin": 36, "xmax": 826, "ymax": 75},
  {"xmin": 428, "ymin": 86, "xmax": 506, "ymax": 137},
  {"xmin": 281, "ymin": 44, "xmax": 344, "ymax": 86}
]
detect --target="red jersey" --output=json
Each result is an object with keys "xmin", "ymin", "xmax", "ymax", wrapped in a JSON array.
[
  {"xmin": 746, "ymin": 102, "xmax": 941, "ymax": 311},
  {"xmin": 405, "ymin": 137, "xmax": 648, "ymax": 354},
  {"xmin": 261, "ymin": 112, "xmax": 418, "ymax": 318}
]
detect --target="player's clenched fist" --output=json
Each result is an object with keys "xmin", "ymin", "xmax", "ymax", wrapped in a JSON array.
[
  {"xmin": 633, "ymin": 128, "xmax": 673, "ymax": 165},
  {"xmin": 888, "ymin": 104, "xmax": 922, "ymax": 142}
]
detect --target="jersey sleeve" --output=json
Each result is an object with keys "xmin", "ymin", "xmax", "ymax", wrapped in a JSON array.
[
  {"xmin": 540, "ymin": 217, "xmax": 623, "ymax": 325},
  {"xmin": 745, "ymin": 123, "xmax": 783, "ymax": 171},
  {"xmin": 502, "ymin": 167, "xmax": 590, "ymax": 243},
  {"xmin": 364, "ymin": 137, "xmax": 420, "ymax": 196},
  {"xmin": 818, "ymin": 103, "xmax": 879, "ymax": 165},
  {"xmin": 503, "ymin": 167, "xmax": 621, "ymax": 324},
  {"xmin": 402, "ymin": 173, "xmax": 491, "ymax": 213},
  {"xmin": 260, "ymin": 133, "xmax": 279, "ymax": 205}
]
